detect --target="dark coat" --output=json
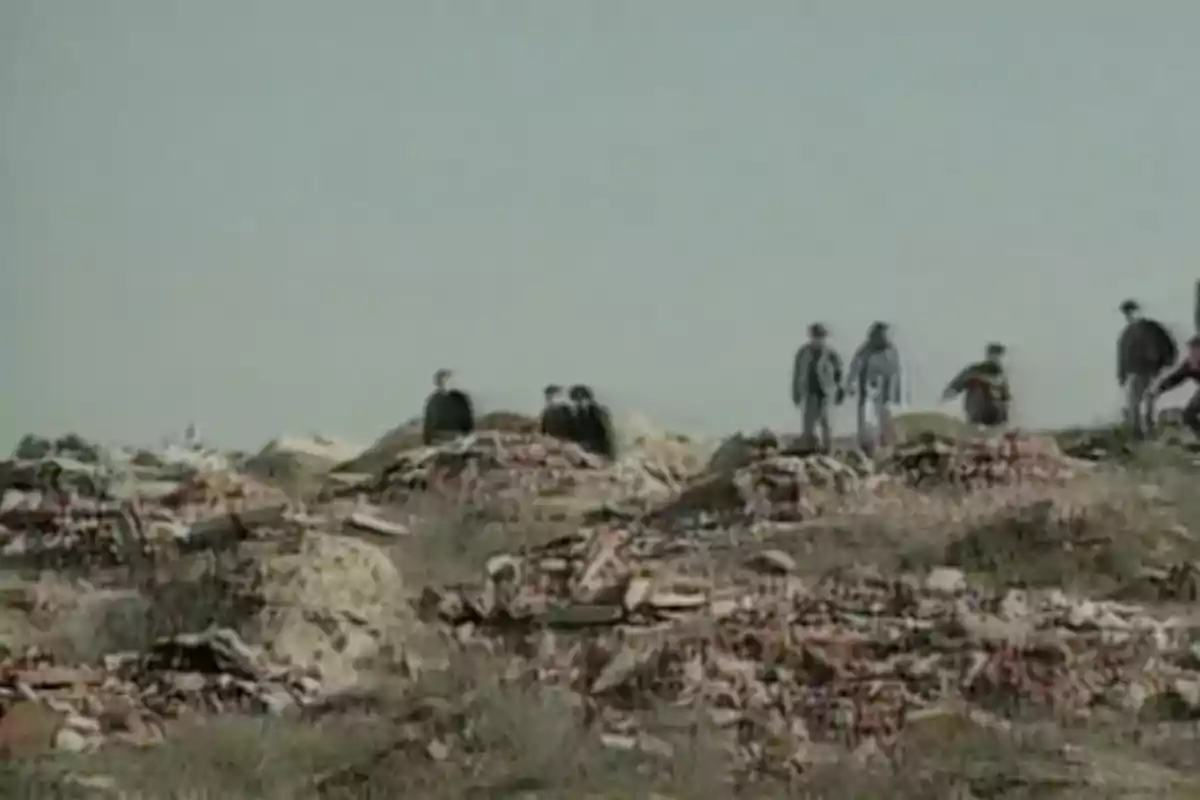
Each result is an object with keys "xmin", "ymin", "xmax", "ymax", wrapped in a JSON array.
[
  {"xmin": 1118, "ymin": 318, "xmax": 1177, "ymax": 383},
  {"xmin": 422, "ymin": 389, "xmax": 475, "ymax": 445},
  {"xmin": 539, "ymin": 401, "xmax": 575, "ymax": 441},
  {"xmin": 572, "ymin": 402, "xmax": 615, "ymax": 458},
  {"xmin": 945, "ymin": 361, "xmax": 1010, "ymax": 427}
]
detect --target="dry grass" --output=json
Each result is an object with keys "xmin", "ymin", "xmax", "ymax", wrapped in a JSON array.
[{"xmin": 763, "ymin": 467, "xmax": 1200, "ymax": 596}]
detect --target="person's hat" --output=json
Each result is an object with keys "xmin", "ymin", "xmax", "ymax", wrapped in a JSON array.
[
  {"xmin": 809, "ymin": 322, "xmax": 828, "ymax": 338},
  {"xmin": 1119, "ymin": 299, "xmax": 1140, "ymax": 313},
  {"xmin": 543, "ymin": 383, "xmax": 563, "ymax": 396},
  {"xmin": 985, "ymin": 342, "xmax": 1006, "ymax": 356}
]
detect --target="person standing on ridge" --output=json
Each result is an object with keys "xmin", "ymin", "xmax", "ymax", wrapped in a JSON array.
[
  {"xmin": 1149, "ymin": 335, "xmax": 1200, "ymax": 439},
  {"xmin": 539, "ymin": 384, "xmax": 574, "ymax": 441},
  {"xmin": 422, "ymin": 368, "xmax": 475, "ymax": 446},
  {"xmin": 568, "ymin": 384, "xmax": 615, "ymax": 458},
  {"xmin": 791, "ymin": 322, "xmax": 845, "ymax": 453},
  {"xmin": 846, "ymin": 321, "xmax": 902, "ymax": 453},
  {"xmin": 942, "ymin": 342, "xmax": 1011, "ymax": 429},
  {"xmin": 1117, "ymin": 299, "xmax": 1178, "ymax": 439}
]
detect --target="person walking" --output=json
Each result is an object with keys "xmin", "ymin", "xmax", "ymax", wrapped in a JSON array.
[
  {"xmin": 1117, "ymin": 299, "xmax": 1178, "ymax": 439},
  {"xmin": 846, "ymin": 321, "xmax": 902, "ymax": 452},
  {"xmin": 791, "ymin": 322, "xmax": 844, "ymax": 452}
]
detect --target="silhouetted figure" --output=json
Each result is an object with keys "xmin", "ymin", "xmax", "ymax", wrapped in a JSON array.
[
  {"xmin": 568, "ymin": 384, "xmax": 615, "ymax": 459},
  {"xmin": 422, "ymin": 368, "xmax": 475, "ymax": 446},
  {"xmin": 539, "ymin": 384, "xmax": 575, "ymax": 441},
  {"xmin": 1118, "ymin": 299, "xmax": 1178, "ymax": 439},
  {"xmin": 942, "ymin": 342, "xmax": 1011, "ymax": 429},
  {"xmin": 791, "ymin": 322, "xmax": 845, "ymax": 453}
]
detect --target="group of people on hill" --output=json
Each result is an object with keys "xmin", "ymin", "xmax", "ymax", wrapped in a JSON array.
[
  {"xmin": 1117, "ymin": 298, "xmax": 1200, "ymax": 440},
  {"xmin": 793, "ymin": 297, "xmax": 1200, "ymax": 453},
  {"xmin": 419, "ymin": 295, "xmax": 1200, "ymax": 460},
  {"xmin": 791, "ymin": 320, "xmax": 919, "ymax": 454},
  {"xmin": 421, "ymin": 369, "xmax": 615, "ymax": 458}
]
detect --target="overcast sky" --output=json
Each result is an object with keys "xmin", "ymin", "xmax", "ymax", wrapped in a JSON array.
[{"xmin": 4, "ymin": 1, "xmax": 1199, "ymax": 449}]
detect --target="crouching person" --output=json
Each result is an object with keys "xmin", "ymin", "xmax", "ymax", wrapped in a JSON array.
[
  {"xmin": 1149, "ymin": 335, "xmax": 1200, "ymax": 439},
  {"xmin": 942, "ymin": 342, "xmax": 1012, "ymax": 430}
]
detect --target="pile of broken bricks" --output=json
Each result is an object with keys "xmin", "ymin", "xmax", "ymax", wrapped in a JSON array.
[
  {"xmin": 337, "ymin": 431, "xmax": 691, "ymax": 519},
  {"xmin": 419, "ymin": 542, "xmax": 1200, "ymax": 776},
  {"xmin": 0, "ymin": 628, "xmax": 320, "ymax": 757},
  {"xmin": 882, "ymin": 434, "xmax": 1087, "ymax": 488}
]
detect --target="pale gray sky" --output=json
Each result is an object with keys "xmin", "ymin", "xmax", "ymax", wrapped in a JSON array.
[{"xmin": 4, "ymin": 1, "xmax": 1199, "ymax": 449}]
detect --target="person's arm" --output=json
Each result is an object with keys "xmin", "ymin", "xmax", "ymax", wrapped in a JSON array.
[
  {"xmin": 941, "ymin": 364, "xmax": 973, "ymax": 400},
  {"xmin": 888, "ymin": 348, "xmax": 903, "ymax": 404},
  {"xmin": 1116, "ymin": 328, "xmax": 1129, "ymax": 386},
  {"xmin": 845, "ymin": 347, "xmax": 864, "ymax": 397},
  {"xmin": 1152, "ymin": 363, "xmax": 1188, "ymax": 397},
  {"xmin": 830, "ymin": 350, "xmax": 846, "ymax": 403},
  {"xmin": 791, "ymin": 346, "xmax": 808, "ymax": 406},
  {"xmin": 422, "ymin": 396, "xmax": 436, "ymax": 445},
  {"xmin": 460, "ymin": 392, "xmax": 476, "ymax": 434}
]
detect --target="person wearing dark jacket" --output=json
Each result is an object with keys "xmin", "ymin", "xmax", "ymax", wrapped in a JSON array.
[
  {"xmin": 1150, "ymin": 335, "xmax": 1200, "ymax": 437},
  {"xmin": 539, "ymin": 384, "xmax": 574, "ymax": 441},
  {"xmin": 567, "ymin": 384, "xmax": 615, "ymax": 459},
  {"xmin": 422, "ymin": 368, "xmax": 475, "ymax": 445},
  {"xmin": 1118, "ymin": 299, "xmax": 1178, "ymax": 439},
  {"xmin": 942, "ymin": 343, "xmax": 1011, "ymax": 428}
]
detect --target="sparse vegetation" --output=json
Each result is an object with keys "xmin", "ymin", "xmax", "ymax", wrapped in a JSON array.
[{"xmin": 6, "ymin": 427, "xmax": 1200, "ymax": 798}]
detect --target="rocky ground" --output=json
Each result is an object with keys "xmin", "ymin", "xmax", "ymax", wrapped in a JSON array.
[{"xmin": 3, "ymin": 421, "xmax": 1200, "ymax": 798}]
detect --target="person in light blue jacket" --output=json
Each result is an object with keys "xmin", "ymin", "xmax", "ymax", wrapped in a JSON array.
[
  {"xmin": 846, "ymin": 321, "xmax": 902, "ymax": 452},
  {"xmin": 791, "ymin": 322, "xmax": 844, "ymax": 452}
]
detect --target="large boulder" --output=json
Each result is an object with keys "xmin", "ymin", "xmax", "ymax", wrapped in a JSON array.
[{"xmin": 214, "ymin": 529, "xmax": 402, "ymax": 692}]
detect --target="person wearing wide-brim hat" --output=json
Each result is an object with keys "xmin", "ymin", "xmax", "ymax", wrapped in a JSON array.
[{"xmin": 791, "ymin": 322, "xmax": 845, "ymax": 452}]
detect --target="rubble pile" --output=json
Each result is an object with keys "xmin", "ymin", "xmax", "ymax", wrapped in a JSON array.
[
  {"xmin": 159, "ymin": 470, "xmax": 290, "ymax": 519},
  {"xmin": 881, "ymin": 433, "xmax": 1087, "ymax": 488},
  {"xmin": 650, "ymin": 454, "xmax": 871, "ymax": 528},
  {"xmin": 0, "ymin": 627, "xmax": 319, "ymax": 755},
  {"xmin": 0, "ymin": 418, "xmax": 1184, "ymax": 775},
  {"xmin": 0, "ymin": 496, "xmax": 140, "ymax": 568},
  {"xmin": 420, "ymin": 545, "xmax": 1200, "ymax": 776},
  {"xmin": 339, "ymin": 431, "xmax": 684, "ymax": 515}
]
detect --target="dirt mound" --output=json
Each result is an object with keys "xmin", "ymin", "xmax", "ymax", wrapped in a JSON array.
[{"xmin": 335, "ymin": 411, "xmax": 538, "ymax": 476}]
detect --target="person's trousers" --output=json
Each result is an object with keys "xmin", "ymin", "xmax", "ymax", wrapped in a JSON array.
[
  {"xmin": 800, "ymin": 396, "xmax": 832, "ymax": 451},
  {"xmin": 1124, "ymin": 373, "xmax": 1156, "ymax": 437},
  {"xmin": 856, "ymin": 394, "xmax": 893, "ymax": 451}
]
